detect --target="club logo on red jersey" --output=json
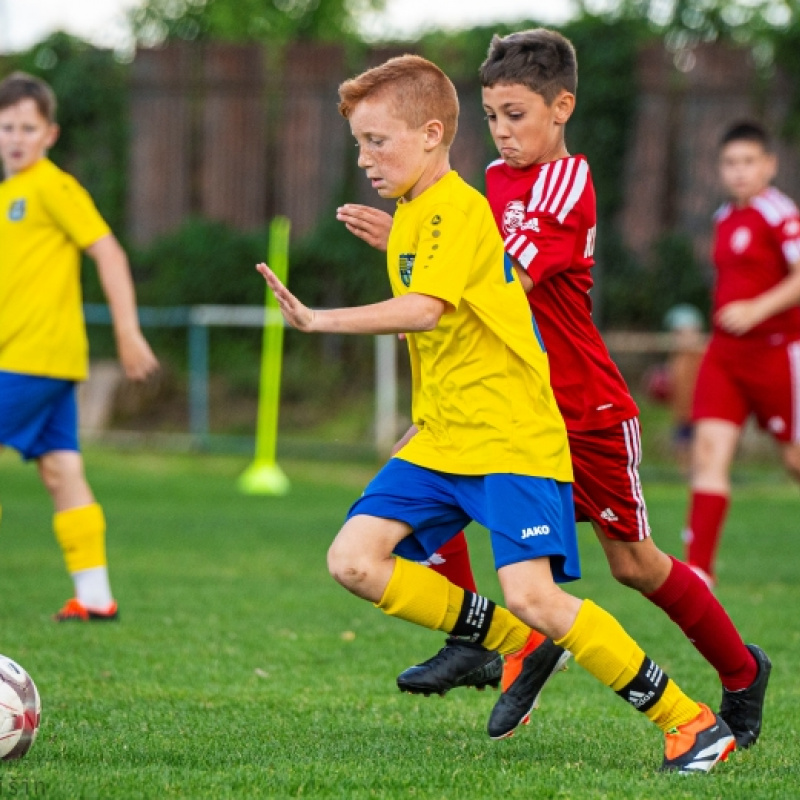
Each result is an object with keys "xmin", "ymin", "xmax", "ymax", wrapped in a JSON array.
[
  {"xmin": 399, "ymin": 253, "xmax": 415, "ymax": 287},
  {"xmin": 7, "ymin": 199, "xmax": 25, "ymax": 222},
  {"xmin": 730, "ymin": 226, "xmax": 752, "ymax": 254},
  {"xmin": 502, "ymin": 200, "xmax": 525, "ymax": 236}
]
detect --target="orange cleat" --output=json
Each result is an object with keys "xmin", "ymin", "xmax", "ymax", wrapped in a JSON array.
[
  {"xmin": 662, "ymin": 703, "xmax": 736, "ymax": 773},
  {"xmin": 53, "ymin": 598, "xmax": 119, "ymax": 622}
]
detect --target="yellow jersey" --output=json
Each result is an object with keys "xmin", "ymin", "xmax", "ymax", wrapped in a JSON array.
[
  {"xmin": 390, "ymin": 170, "xmax": 572, "ymax": 480},
  {"xmin": 0, "ymin": 158, "xmax": 110, "ymax": 380}
]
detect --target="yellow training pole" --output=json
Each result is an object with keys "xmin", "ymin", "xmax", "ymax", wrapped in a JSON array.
[{"xmin": 238, "ymin": 216, "xmax": 291, "ymax": 495}]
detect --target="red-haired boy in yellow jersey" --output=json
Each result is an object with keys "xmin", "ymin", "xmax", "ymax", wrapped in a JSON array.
[
  {"xmin": 259, "ymin": 53, "xmax": 735, "ymax": 773},
  {"xmin": 0, "ymin": 72, "xmax": 159, "ymax": 621}
]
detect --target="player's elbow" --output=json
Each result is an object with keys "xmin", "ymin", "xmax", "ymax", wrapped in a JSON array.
[{"xmin": 408, "ymin": 296, "xmax": 446, "ymax": 331}]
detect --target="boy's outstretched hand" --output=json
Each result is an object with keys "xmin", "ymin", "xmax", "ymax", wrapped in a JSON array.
[
  {"xmin": 336, "ymin": 204, "xmax": 392, "ymax": 252},
  {"xmin": 256, "ymin": 262, "xmax": 315, "ymax": 332}
]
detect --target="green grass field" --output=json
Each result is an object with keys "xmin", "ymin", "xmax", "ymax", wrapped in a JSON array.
[{"xmin": 0, "ymin": 448, "xmax": 798, "ymax": 799}]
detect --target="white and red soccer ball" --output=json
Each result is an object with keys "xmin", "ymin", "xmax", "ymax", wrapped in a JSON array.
[{"xmin": 0, "ymin": 655, "xmax": 40, "ymax": 760}]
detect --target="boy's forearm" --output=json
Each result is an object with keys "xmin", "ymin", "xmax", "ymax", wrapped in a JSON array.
[
  {"xmin": 752, "ymin": 265, "xmax": 800, "ymax": 321},
  {"xmin": 311, "ymin": 294, "xmax": 445, "ymax": 335},
  {"xmin": 86, "ymin": 235, "xmax": 142, "ymax": 336}
]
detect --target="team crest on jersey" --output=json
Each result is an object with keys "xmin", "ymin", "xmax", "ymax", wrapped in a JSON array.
[
  {"xmin": 7, "ymin": 198, "xmax": 26, "ymax": 222},
  {"xmin": 730, "ymin": 226, "xmax": 751, "ymax": 254},
  {"xmin": 399, "ymin": 253, "xmax": 415, "ymax": 287},
  {"xmin": 502, "ymin": 200, "xmax": 525, "ymax": 236}
]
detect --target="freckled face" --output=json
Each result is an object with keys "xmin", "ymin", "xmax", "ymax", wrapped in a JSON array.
[
  {"xmin": 348, "ymin": 96, "xmax": 429, "ymax": 202},
  {"xmin": 0, "ymin": 98, "xmax": 58, "ymax": 177}
]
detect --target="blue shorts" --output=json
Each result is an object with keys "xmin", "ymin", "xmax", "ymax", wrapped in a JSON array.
[
  {"xmin": 0, "ymin": 371, "xmax": 80, "ymax": 461},
  {"xmin": 346, "ymin": 459, "xmax": 580, "ymax": 583}
]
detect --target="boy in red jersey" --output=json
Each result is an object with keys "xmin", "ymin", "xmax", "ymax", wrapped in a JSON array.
[
  {"xmin": 684, "ymin": 121, "xmax": 800, "ymax": 586},
  {"xmin": 337, "ymin": 30, "xmax": 769, "ymax": 750}
]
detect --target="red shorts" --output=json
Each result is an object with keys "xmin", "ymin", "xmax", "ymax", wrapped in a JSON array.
[
  {"xmin": 692, "ymin": 334, "xmax": 800, "ymax": 443},
  {"xmin": 569, "ymin": 418, "xmax": 651, "ymax": 542}
]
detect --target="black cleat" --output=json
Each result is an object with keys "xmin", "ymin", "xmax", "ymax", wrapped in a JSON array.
[
  {"xmin": 719, "ymin": 643, "xmax": 771, "ymax": 749},
  {"xmin": 396, "ymin": 638, "xmax": 502, "ymax": 696},
  {"xmin": 487, "ymin": 636, "xmax": 570, "ymax": 740}
]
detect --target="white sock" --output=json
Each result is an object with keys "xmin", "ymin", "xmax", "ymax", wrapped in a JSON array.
[{"xmin": 72, "ymin": 567, "xmax": 114, "ymax": 609}]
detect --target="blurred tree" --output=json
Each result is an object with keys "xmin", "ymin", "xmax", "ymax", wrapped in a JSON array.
[
  {"xmin": 598, "ymin": 0, "xmax": 794, "ymax": 41},
  {"xmin": 129, "ymin": 0, "xmax": 386, "ymax": 45}
]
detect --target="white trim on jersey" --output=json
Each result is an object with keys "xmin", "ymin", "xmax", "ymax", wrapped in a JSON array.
[
  {"xmin": 713, "ymin": 202, "xmax": 732, "ymax": 222},
  {"xmin": 505, "ymin": 232, "xmax": 539, "ymax": 268},
  {"xmin": 547, "ymin": 157, "xmax": 576, "ymax": 216},
  {"xmin": 518, "ymin": 242, "xmax": 538, "ymax": 268},
  {"xmin": 766, "ymin": 186, "xmax": 799, "ymax": 216},
  {"xmin": 527, "ymin": 164, "xmax": 549, "ymax": 213},
  {"xmin": 525, "ymin": 157, "xmax": 589, "ymax": 225},
  {"xmin": 622, "ymin": 418, "xmax": 649, "ymax": 540},
  {"xmin": 789, "ymin": 341, "xmax": 800, "ymax": 442},
  {"xmin": 753, "ymin": 187, "xmax": 799, "ymax": 226},
  {"xmin": 486, "ymin": 158, "xmax": 505, "ymax": 171},
  {"xmin": 783, "ymin": 238, "xmax": 800, "ymax": 265},
  {"xmin": 557, "ymin": 159, "xmax": 589, "ymax": 224}
]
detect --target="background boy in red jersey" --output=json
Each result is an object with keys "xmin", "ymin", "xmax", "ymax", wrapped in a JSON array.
[
  {"xmin": 0, "ymin": 72, "xmax": 159, "ymax": 621},
  {"xmin": 337, "ymin": 29, "xmax": 769, "ymax": 751},
  {"xmin": 684, "ymin": 121, "xmax": 800, "ymax": 586}
]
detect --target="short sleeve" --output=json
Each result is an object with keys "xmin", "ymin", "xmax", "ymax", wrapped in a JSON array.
[
  {"xmin": 506, "ymin": 210, "xmax": 581, "ymax": 285},
  {"xmin": 778, "ymin": 216, "xmax": 800, "ymax": 266},
  {"xmin": 39, "ymin": 172, "xmax": 110, "ymax": 249}
]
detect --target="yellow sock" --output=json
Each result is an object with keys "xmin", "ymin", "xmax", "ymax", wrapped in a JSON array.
[
  {"xmin": 377, "ymin": 558, "xmax": 530, "ymax": 654},
  {"xmin": 377, "ymin": 557, "xmax": 464, "ymax": 630},
  {"xmin": 555, "ymin": 599, "xmax": 701, "ymax": 732},
  {"xmin": 53, "ymin": 503, "xmax": 107, "ymax": 573}
]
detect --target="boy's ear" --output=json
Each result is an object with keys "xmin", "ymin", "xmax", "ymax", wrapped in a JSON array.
[
  {"xmin": 45, "ymin": 123, "xmax": 60, "ymax": 149},
  {"xmin": 422, "ymin": 119, "xmax": 445, "ymax": 150},
  {"xmin": 553, "ymin": 91, "xmax": 576, "ymax": 125},
  {"xmin": 765, "ymin": 151, "xmax": 778, "ymax": 182}
]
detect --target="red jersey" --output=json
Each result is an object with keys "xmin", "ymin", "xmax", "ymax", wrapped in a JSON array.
[
  {"xmin": 712, "ymin": 186, "xmax": 800, "ymax": 342},
  {"xmin": 485, "ymin": 154, "xmax": 638, "ymax": 431}
]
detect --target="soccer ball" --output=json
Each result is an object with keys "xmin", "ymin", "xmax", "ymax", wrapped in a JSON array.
[{"xmin": 0, "ymin": 655, "xmax": 41, "ymax": 760}]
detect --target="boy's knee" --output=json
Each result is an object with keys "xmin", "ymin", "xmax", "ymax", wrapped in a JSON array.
[
  {"xmin": 783, "ymin": 444, "xmax": 800, "ymax": 482},
  {"xmin": 327, "ymin": 539, "xmax": 371, "ymax": 592}
]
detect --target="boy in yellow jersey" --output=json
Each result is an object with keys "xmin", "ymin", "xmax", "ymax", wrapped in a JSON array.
[
  {"xmin": 257, "ymin": 54, "xmax": 734, "ymax": 773},
  {"xmin": 0, "ymin": 72, "xmax": 159, "ymax": 621}
]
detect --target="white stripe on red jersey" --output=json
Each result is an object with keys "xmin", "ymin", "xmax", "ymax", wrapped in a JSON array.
[
  {"xmin": 785, "ymin": 239, "xmax": 800, "ymax": 265},
  {"xmin": 547, "ymin": 157, "xmax": 575, "ymax": 216},
  {"xmin": 556, "ymin": 159, "xmax": 589, "ymax": 224}
]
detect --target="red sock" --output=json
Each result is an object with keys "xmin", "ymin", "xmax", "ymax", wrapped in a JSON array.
[
  {"xmin": 425, "ymin": 530, "xmax": 478, "ymax": 593},
  {"xmin": 647, "ymin": 556, "xmax": 757, "ymax": 691},
  {"xmin": 684, "ymin": 491, "xmax": 729, "ymax": 577}
]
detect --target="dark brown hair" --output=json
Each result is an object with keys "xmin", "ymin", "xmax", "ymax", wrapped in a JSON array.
[
  {"xmin": 0, "ymin": 71, "xmax": 57, "ymax": 123},
  {"xmin": 719, "ymin": 120, "xmax": 772, "ymax": 152},
  {"xmin": 480, "ymin": 28, "xmax": 577, "ymax": 104}
]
